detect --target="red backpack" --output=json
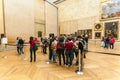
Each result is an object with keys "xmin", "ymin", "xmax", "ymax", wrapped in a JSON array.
[{"xmin": 56, "ymin": 42, "xmax": 64, "ymax": 49}]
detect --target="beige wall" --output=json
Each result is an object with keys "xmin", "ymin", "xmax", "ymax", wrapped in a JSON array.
[
  {"xmin": 45, "ymin": 2, "xmax": 58, "ymax": 36},
  {"xmin": 34, "ymin": 0, "xmax": 45, "ymax": 37},
  {"xmin": 35, "ymin": 0, "xmax": 45, "ymax": 21},
  {"xmin": 0, "ymin": 0, "xmax": 4, "ymax": 34},
  {"xmin": 58, "ymin": 0, "xmax": 101, "ymax": 39},
  {"xmin": 4, "ymin": 0, "xmax": 34, "ymax": 42},
  {"xmin": 58, "ymin": 0, "xmax": 120, "ymax": 40}
]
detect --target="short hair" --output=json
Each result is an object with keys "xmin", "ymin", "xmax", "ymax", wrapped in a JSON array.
[
  {"xmin": 30, "ymin": 36, "xmax": 33, "ymax": 41},
  {"xmin": 77, "ymin": 36, "xmax": 82, "ymax": 38}
]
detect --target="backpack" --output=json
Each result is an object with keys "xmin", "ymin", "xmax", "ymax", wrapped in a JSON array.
[
  {"xmin": 33, "ymin": 43, "xmax": 38, "ymax": 51},
  {"xmin": 42, "ymin": 39, "xmax": 47, "ymax": 44},
  {"xmin": 78, "ymin": 40, "xmax": 86, "ymax": 50},
  {"xmin": 56, "ymin": 42, "xmax": 64, "ymax": 49},
  {"xmin": 51, "ymin": 42, "xmax": 56, "ymax": 50}
]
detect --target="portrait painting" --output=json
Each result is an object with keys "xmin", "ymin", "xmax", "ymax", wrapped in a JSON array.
[
  {"xmin": 95, "ymin": 32, "xmax": 101, "ymax": 39},
  {"xmin": 104, "ymin": 21, "xmax": 118, "ymax": 38}
]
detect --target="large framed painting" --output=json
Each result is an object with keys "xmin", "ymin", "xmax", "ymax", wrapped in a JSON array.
[
  {"xmin": 101, "ymin": 0, "xmax": 120, "ymax": 19},
  {"xmin": 38, "ymin": 31, "xmax": 42, "ymax": 37},
  {"xmin": 104, "ymin": 21, "xmax": 118, "ymax": 39},
  {"xmin": 77, "ymin": 29, "xmax": 92, "ymax": 39}
]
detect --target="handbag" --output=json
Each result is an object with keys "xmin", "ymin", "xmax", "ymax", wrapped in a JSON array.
[{"xmin": 33, "ymin": 43, "xmax": 38, "ymax": 51}]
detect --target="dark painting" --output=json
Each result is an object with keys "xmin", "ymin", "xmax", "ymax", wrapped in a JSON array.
[
  {"xmin": 105, "ymin": 21, "xmax": 118, "ymax": 38},
  {"xmin": 38, "ymin": 31, "xmax": 42, "ymax": 37},
  {"xmin": 95, "ymin": 32, "xmax": 101, "ymax": 39}
]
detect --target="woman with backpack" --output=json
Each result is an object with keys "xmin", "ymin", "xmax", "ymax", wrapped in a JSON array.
[
  {"xmin": 51, "ymin": 38, "xmax": 57, "ymax": 63},
  {"xmin": 29, "ymin": 36, "xmax": 37, "ymax": 62},
  {"xmin": 56, "ymin": 37, "xmax": 65, "ymax": 65},
  {"xmin": 65, "ymin": 37, "xmax": 74, "ymax": 67}
]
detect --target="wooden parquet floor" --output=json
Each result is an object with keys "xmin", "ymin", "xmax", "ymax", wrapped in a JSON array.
[{"xmin": 0, "ymin": 45, "xmax": 120, "ymax": 80}]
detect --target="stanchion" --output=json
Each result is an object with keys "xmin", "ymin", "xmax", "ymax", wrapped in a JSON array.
[{"xmin": 75, "ymin": 50, "xmax": 84, "ymax": 75}]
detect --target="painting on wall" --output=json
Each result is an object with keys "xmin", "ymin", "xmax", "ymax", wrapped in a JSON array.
[
  {"xmin": 101, "ymin": 0, "xmax": 120, "ymax": 19},
  {"xmin": 104, "ymin": 21, "xmax": 118, "ymax": 39},
  {"xmin": 94, "ymin": 23, "xmax": 103, "ymax": 31},
  {"xmin": 77, "ymin": 29, "xmax": 92, "ymax": 39},
  {"xmin": 38, "ymin": 31, "xmax": 42, "ymax": 37},
  {"xmin": 95, "ymin": 32, "xmax": 101, "ymax": 39}
]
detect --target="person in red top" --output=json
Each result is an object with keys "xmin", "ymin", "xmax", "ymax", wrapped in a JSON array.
[
  {"xmin": 29, "ymin": 36, "xmax": 37, "ymax": 62},
  {"xmin": 109, "ymin": 36, "xmax": 115, "ymax": 49},
  {"xmin": 65, "ymin": 37, "xmax": 74, "ymax": 67}
]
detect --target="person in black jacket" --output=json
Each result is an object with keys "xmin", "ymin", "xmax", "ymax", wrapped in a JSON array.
[
  {"xmin": 18, "ymin": 37, "xmax": 24, "ymax": 55},
  {"xmin": 76, "ymin": 36, "xmax": 84, "ymax": 65},
  {"xmin": 104, "ymin": 36, "xmax": 110, "ymax": 48}
]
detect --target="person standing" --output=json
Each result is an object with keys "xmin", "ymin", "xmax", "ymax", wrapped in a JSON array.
[
  {"xmin": 109, "ymin": 37, "xmax": 115, "ymax": 49},
  {"xmin": 104, "ymin": 36, "xmax": 110, "ymax": 48},
  {"xmin": 42, "ymin": 37, "xmax": 48, "ymax": 54},
  {"xmin": 65, "ymin": 37, "xmax": 74, "ymax": 67},
  {"xmin": 101, "ymin": 36, "xmax": 105, "ymax": 47},
  {"xmin": 16, "ymin": 37, "xmax": 19, "ymax": 54},
  {"xmin": 85, "ymin": 34, "xmax": 88, "ymax": 51},
  {"xmin": 51, "ymin": 38, "xmax": 57, "ymax": 63},
  {"xmin": 49, "ymin": 35, "xmax": 54, "ymax": 62},
  {"xmin": 18, "ymin": 37, "xmax": 24, "ymax": 55},
  {"xmin": 76, "ymin": 36, "xmax": 84, "ymax": 66},
  {"xmin": 29, "ymin": 37, "xmax": 37, "ymax": 62},
  {"xmin": 57, "ymin": 37, "xmax": 65, "ymax": 65}
]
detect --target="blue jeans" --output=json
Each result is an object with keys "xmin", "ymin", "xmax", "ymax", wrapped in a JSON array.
[
  {"xmin": 57, "ymin": 49, "xmax": 65, "ymax": 65},
  {"xmin": 30, "ymin": 48, "xmax": 36, "ymax": 62},
  {"xmin": 86, "ymin": 42, "xmax": 88, "ymax": 51},
  {"xmin": 52, "ymin": 50, "xmax": 56, "ymax": 62},
  {"xmin": 65, "ymin": 50, "xmax": 74, "ymax": 66},
  {"xmin": 104, "ymin": 42, "xmax": 109, "ymax": 48},
  {"xmin": 19, "ymin": 47, "xmax": 24, "ymax": 55}
]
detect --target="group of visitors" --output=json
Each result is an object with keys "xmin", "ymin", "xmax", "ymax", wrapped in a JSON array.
[
  {"xmin": 40, "ymin": 34, "xmax": 89, "ymax": 67},
  {"xmin": 101, "ymin": 36, "xmax": 115, "ymax": 49},
  {"xmin": 16, "ymin": 34, "xmax": 89, "ymax": 66}
]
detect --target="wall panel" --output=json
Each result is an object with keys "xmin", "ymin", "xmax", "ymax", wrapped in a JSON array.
[
  {"xmin": 0, "ymin": 0, "xmax": 4, "ymax": 34},
  {"xmin": 45, "ymin": 2, "xmax": 58, "ymax": 36},
  {"xmin": 4, "ymin": 0, "xmax": 34, "ymax": 42}
]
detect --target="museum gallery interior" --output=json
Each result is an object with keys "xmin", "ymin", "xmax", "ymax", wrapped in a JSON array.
[{"xmin": 0, "ymin": 0, "xmax": 120, "ymax": 80}]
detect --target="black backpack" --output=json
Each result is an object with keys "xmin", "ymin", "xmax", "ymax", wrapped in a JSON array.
[
  {"xmin": 57, "ymin": 42, "xmax": 64, "ymax": 50},
  {"xmin": 33, "ymin": 43, "xmax": 38, "ymax": 51}
]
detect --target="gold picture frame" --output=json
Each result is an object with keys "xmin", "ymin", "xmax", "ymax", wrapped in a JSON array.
[
  {"xmin": 94, "ymin": 23, "xmax": 103, "ymax": 31},
  {"xmin": 95, "ymin": 32, "xmax": 101, "ymax": 39},
  {"xmin": 104, "ymin": 21, "xmax": 119, "ymax": 39}
]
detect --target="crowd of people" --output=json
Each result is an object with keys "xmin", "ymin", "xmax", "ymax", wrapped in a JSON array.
[
  {"xmin": 101, "ymin": 36, "xmax": 115, "ymax": 49},
  {"xmin": 16, "ymin": 34, "xmax": 89, "ymax": 67},
  {"xmin": 40, "ymin": 34, "xmax": 89, "ymax": 67}
]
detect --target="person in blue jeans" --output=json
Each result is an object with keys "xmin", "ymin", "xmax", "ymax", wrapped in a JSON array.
[
  {"xmin": 29, "ymin": 37, "xmax": 37, "ymax": 62},
  {"xmin": 65, "ymin": 37, "xmax": 74, "ymax": 67},
  {"xmin": 85, "ymin": 34, "xmax": 88, "ymax": 51},
  {"xmin": 18, "ymin": 37, "xmax": 24, "ymax": 55},
  {"xmin": 104, "ymin": 37, "xmax": 110, "ymax": 48}
]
